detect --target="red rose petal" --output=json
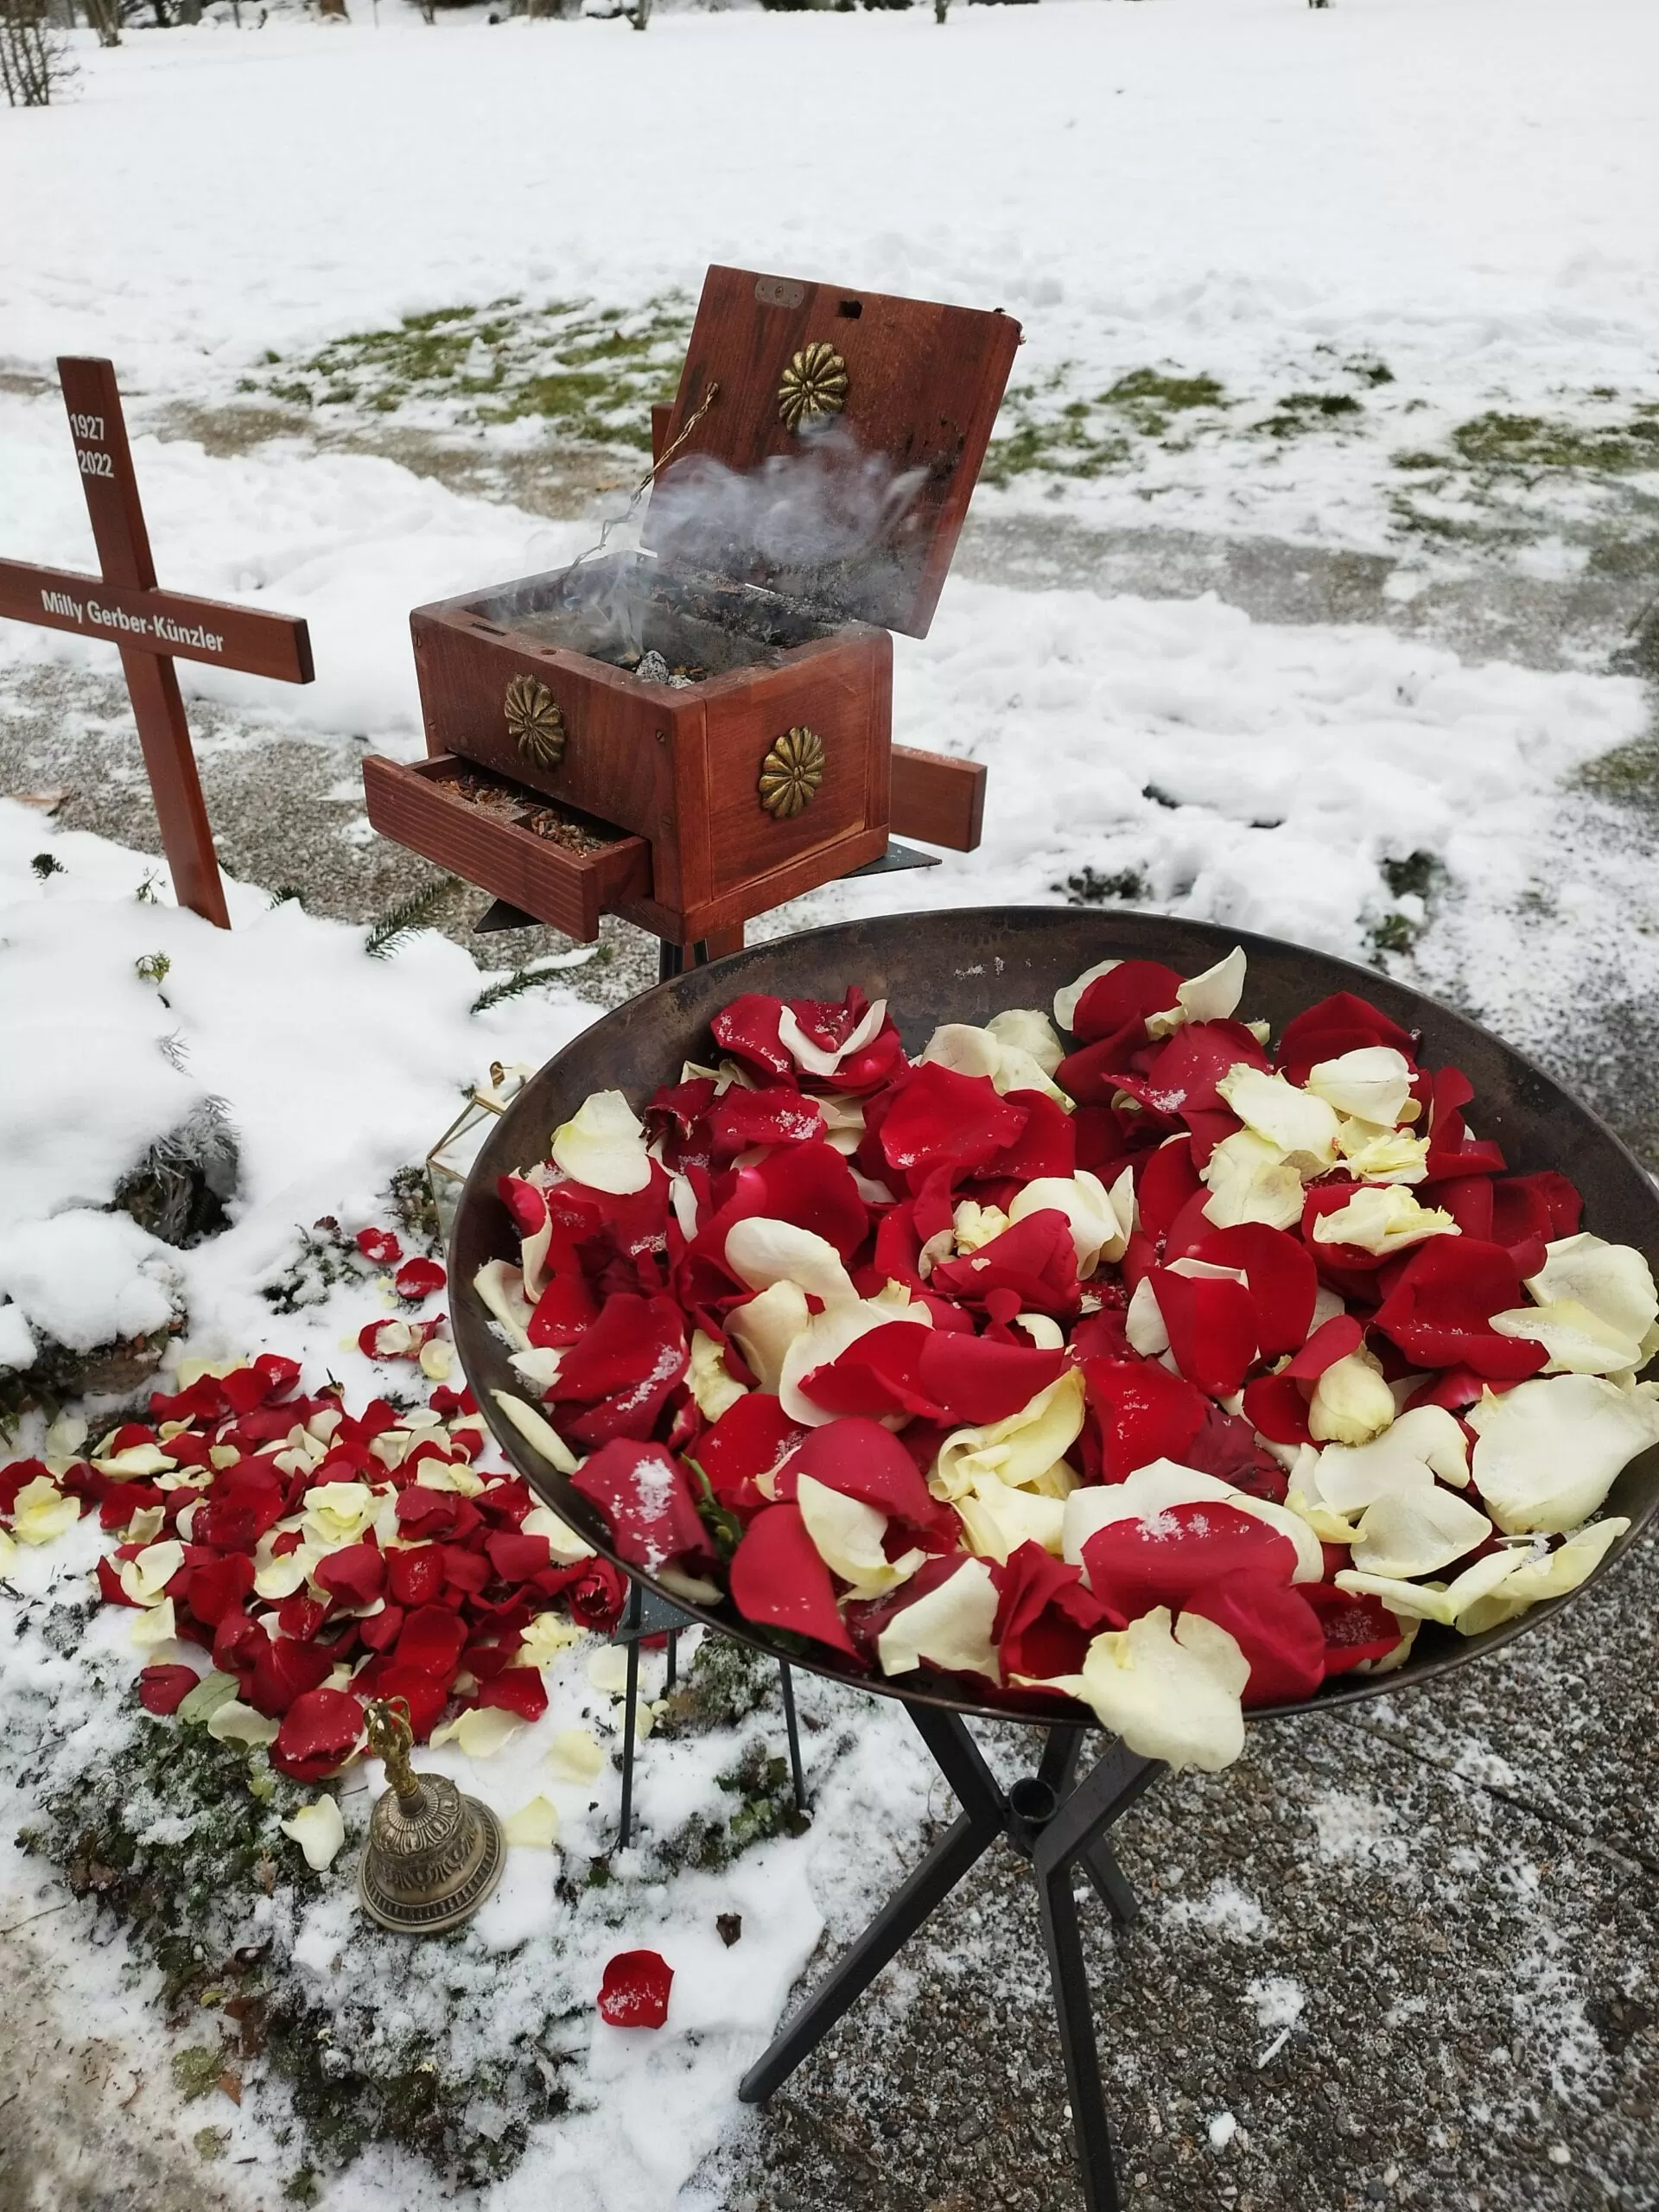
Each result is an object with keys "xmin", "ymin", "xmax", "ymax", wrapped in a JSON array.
[
  {"xmin": 915, "ymin": 1330, "xmax": 1067, "ymax": 1426},
  {"xmin": 929, "ymin": 1211, "xmax": 1080, "ymax": 1320},
  {"xmin": 394, "ymin": 1257, "xmax": 447, "ymax": 1301},
  {"xmin": 359, "ymin": 1603, "xmax": 404, "ymax": 1653},
  {"xmin": 1182, "ymin": 1570, "xmax": 1327, "ymax": 1707},
  {"xmin": 183, "ymin": 1552, "xmax": 257, "ymax": 1628},
  {"xmin": 706, "ymin": 1085, "xmax": 823, "ymax": 1162},
  {"xmin": 1192, "ymin": 1223, "xmax": 1318, "ymax": 1356},
  {"xmin": 474, "ymin": 1668, "xmax": 549, "ymax": 1721},
  {"xmin": 991, "ymin": 1541, "xmax": 1112, "ymax": 1681},
  {"xmin": 1068, "ymin": 961, "xmax": 1185, "ymax": 1045},
  {"xmin": 394, "ymin": 1603, "xmax": 469, "ymax": 1688},
  {"xmin": 349, "ymin": 1660, "xmax": 448, "ymax": 1740},
  {"xmin": 550, "ymin": 1294, "xmax": 687, "ymax": 1421},
  {"xmin": 695, "ymin": 1393, "xmax": 806, "ymax": 1508},
  {"xmin": 973, "ymin": 1090, "xmax": 1077, "ymax": 1184},
  {"xmin": 775, "ymin": 1415, "xmax": 942, "ymax": 1529},
  {"xmin": 710, "ymin": 994, "xmax": 793, "ymax": 1078},
  {"xmin": 270, "ymin": 1686, "xmax": 364, "ymax": 1781},
  {"xmin": 314, "ymin": 1542, "xmax": 386, "ymax": 1611},
  {"xmin": 1371, "ymin": 1238, "xmax": 1549, "ymax": 1379},
  {"xmin": 570, "ymin": 1439, "xmax": 709, "ymax": 1574},
  {"xmin": 498, "ymin": 1175, "xmax": 549, "ymax": 1237},
  {"xmin": 1083, "ymin": 1500, "xmax": 1297, "ymax": 1625},
  {"xmin": 1274, "ymin": 992, "xmax": 1415, "ymax": 1088},
  {"xmin": 1152, "ymin": 1268, "xmax": 1259, "ymax": 1399},
  {"xmin": 1084, "ymin": 1357, "xmax": 1208, "ymax": 1481},
  {"xmin": 486, "ymin": 1529, "xmax": 553, "ymax": 1584},
  {"xmin": 1241, "ymin": 1371, "xmax": 1314, "ymax": 1447},
  {"xmin": 880, "ymin": 1063, "xmax": 1029, "ymax": 1178},
  {"xmin": 798, "ymin": 1320, "xmax": 933, "ymax": 1422},
  {"xmin": 597, "ymin": 1948, "xmax": 674, "ymax": 2030},
  {"xmin": 138, "ymin": 1663, "xmax": 200, "ymax": 1716},
  {"xmin": 1283, "ymin": 1313, "xmax": 1363, "ymax": 1381},
  {"xmin": 1301, "ymin": 1581, "xmax": 1407, "ymax": 1676},
  {"xmin": 386, "ymin": 1545, "xmax": 448, "ymax": 1609},
  {"xmin": 355, "ymin": 1227, "xmax": 403, "ymax": 1265},
  {"xmin": 1135, "ymin": 1137, "xmax": 1202, "ymax": 1245},
  {"xmin": 728, "ymin": 1503, "xmax": 858, "ymax": 1656}
]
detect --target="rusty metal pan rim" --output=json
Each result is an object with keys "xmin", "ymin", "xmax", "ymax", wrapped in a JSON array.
[{"xmin": 448, "ymin": 905, "xmax": 1659, "ymax": 1734}]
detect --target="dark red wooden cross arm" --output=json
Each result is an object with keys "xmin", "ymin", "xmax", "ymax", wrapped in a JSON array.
[{"xmin": 0, "ymin": 359, "xmax": 313, "ymax": 928}]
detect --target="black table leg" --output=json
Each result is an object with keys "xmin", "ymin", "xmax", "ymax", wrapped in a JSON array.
[
  {"xmin": 737, "ymin": 1699, "xmax": 1164, "ymax": 2212},
  {"xmin": 1035, "ymin": 1841, "xmax": 1122, "ymax": 2212},
  {"xmin": 616, "ymin": 1581, "xmax": 643, "ymax": 1850},
  {"xmin": 779, "ymin": 1659, "xmax": 807, "ymax": 1813},
  {"xmin": 739, "ymin": 1807, "xmax": 1000, "ymax": 2104}
]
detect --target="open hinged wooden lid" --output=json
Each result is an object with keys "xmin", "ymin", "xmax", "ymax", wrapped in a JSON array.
[{"xmin": 641, "ymin": 266, "xmax": 1021, "ymax": 639}]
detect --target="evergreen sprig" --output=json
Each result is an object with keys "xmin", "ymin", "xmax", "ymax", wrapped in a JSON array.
[
  {"xmin": 363, "ymin": 875, "xmax": 459, "ymax": 959},
  {"xmin": 469, "ymin": 962, "xmax": 569, "ymax": 1016}
]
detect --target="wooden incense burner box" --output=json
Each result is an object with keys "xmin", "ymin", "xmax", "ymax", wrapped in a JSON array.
[{"xmin": 365, "ymin": 266, "xmax": 1020, "ymax": 948}]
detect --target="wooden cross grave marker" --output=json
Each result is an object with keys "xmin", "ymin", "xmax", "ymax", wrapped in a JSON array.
[{"xmin": 0, "ymin": 358, "xmax": 314, "ymax": 928}]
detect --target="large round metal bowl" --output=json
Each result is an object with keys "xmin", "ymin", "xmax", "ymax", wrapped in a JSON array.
[{"xmin": 450, "ymin": 907, "xmax": 1659, "ymax": 1729}]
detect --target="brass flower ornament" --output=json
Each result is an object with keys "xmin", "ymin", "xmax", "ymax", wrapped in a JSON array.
[
  {"xmin": 778, "ymin": 342, "xmax": 850, "ymax": 433},
  {"xmin": 504, "ymin": 673, "xmax": 566, "ymax": 770},
  {"xmin": 759, "ymin": 726, "xmax": 826, "ymax": 819}
]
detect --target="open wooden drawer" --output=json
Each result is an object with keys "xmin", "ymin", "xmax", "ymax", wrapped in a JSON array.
[{"xmin": 362, "ymin": 753, "xmax": 652, "ymax": 944}]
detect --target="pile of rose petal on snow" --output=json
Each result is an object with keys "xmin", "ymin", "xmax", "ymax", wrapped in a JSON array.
[
  {"xmin": 0, "ymin": 1258, "xmax": 628, "ymax": 1830},
  {"xmin": 470, "ymin": 948, "xmax": 1659, "ymax": 1773}
]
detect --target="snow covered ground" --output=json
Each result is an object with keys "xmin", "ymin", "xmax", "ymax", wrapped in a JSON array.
[{"xmin": 3, "ymin": 2, "xmax": 1658, "ymax": 2207}]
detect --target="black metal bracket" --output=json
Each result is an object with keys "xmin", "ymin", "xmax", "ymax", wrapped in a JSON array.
[
  {"xmin": 473, "ymin": 897, "xmax": 543, "ymax": 933},
  {"xmin": 738, "ymin": 1706, "xmax": 1163, "ymax": 2212},
  {"xmin": 843, "ymin": 838, "xmax": 942, "ymax": 879}
]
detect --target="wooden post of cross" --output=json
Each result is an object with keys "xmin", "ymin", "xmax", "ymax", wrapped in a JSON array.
[{"xmin": 0, "ymin": 358, "xmax": 314, "ymax": 927}]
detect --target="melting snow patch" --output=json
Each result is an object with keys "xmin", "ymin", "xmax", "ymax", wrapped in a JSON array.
[
  {"xmin": 1165, "ymin": 1879, "xmax": 1270, "ymax": 1942},
  {"xmin": 1309, "ymin": 1788, "xmax": 1409, "ymax": 1870},
  {"xmin": 1209, "ymin": 2110, "xmax": 1238, "ymax": 2151}
]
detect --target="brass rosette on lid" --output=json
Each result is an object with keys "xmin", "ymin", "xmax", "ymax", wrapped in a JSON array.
[
  {"xmin": 504, "ymin": 673, "xmax": 566, "ymax": 770},
  {"xmin": 778, "ymin": 342, "xmax": 849, "ymax": 433},
  {"xmin": 759, "ymin": 726, "xmax": 826, "ymax": 820}
]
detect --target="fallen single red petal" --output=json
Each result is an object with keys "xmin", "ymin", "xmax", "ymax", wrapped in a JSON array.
[
  {"xmin": 597, "ymin": 1948, "xmax": 674, "ymax": 2030},
  {"xmin": 394, "ymin": 1257, "xmax": 447, "ymax": 1301},
  {"xmin": 355, "ymin": 1227, "xmax": 403, "ymax": 1265}
]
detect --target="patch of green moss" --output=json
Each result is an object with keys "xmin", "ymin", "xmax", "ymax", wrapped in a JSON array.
[
  {"xmin": 1574, "ymin": 735, "xmax": 1659, "ymax": 799},
  {"xmin": 982, "ymin": 361, "xmax": 1229, "ymax": 483},
  {"xmin": 25, "ymin": 1716, "xmax": 570, "ymax": 2188},
  {"xmin": 242, "ymin": 294, "xmax": 694, "ymax": 451},
  {"xmin": 652, "ymin": 1736, "xmax": 810, "ymax": 1876},
  {"xmin": 1256, "ymin": 391, "xmax": 1364, "ymax": 437},
  {"xmin": 1370, "ymin": 912, "xmax": 1420, "ymax": 957},
  {"xmin": 1057, "ymin": 864, "xmax": 1147, "ymax": 906},
  {"xmin": 174, "ymin": 2045, "xmax": 226, "ymax": 2101},
  {"xmin": 1449, "ymin": 409, "xmax": 1659, "ymax": 474},
  {"xmin": 660, "ymin": 1631, "xmax": 770, "ymax": 1734},
  {"xmin": 1381, "ymin": 849, "xmax": 1442, "ymax": 902}
]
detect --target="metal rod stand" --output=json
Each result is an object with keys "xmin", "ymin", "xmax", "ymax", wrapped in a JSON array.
[{"xmin": 739, "ymin": 1706, "xmax": 1164, "ymax": 2212}]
